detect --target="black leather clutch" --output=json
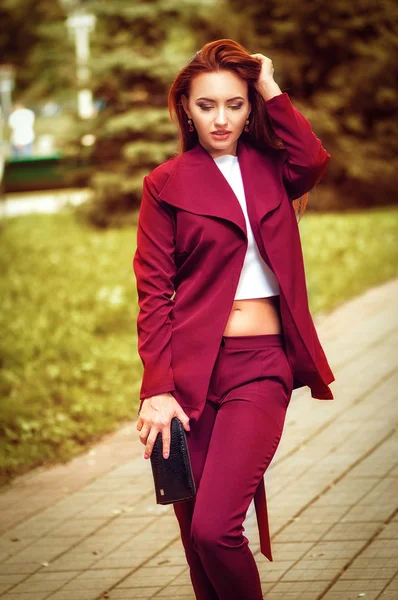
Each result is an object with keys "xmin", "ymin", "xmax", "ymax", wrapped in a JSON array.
[{"xmin": 150, "ymin": 417, "xmax": 196, "ymax": 504}]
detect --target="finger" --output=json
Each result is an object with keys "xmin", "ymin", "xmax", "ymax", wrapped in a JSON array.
[
  {"xmin": 161, "ymin": 426, "xmax": 171, "ymax": 459},
  {"xmin": 145, "ymin": 429, "xmax": 161, "ymax": 459},
  {"xmin": 138, "ymin": 423, "xmax": 151, "ymax": 445},
  {"xmin": 176, "ymin": 408, "xmax": 191, "ymax": 432},
  {"xmin": 136, "ymin": 416, "xmax": 143, "ymax": 431}
]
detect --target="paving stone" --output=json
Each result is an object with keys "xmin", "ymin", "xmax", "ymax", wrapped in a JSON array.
[
  {"xmin": 115, "ymin": 565, "xmax": 186, "ymax": 588},
  {"xmin": 389, "ymin": 464, "xmax": 398, "ymax": 477},
  {"xmin": 0, "ymin": 593, "xmax": 49, "ymax": 600},
  {"xmin": 263, "ymin": 579, "xmax": 327, "ymax": 599},
  {"xmin": 379, "ymin": 572, "xmax": 398, "ymax": 598},
  {"xmin": 339, "ymin": 565, "xmax": 397, "ymax": 581},
  {"xmin": 279, "ymin": 558, "xmax": 348, "ymax": 582},
  {"xmin": 0, "ymin": 573, "xmax": 31, "ymax": 587},
  {"xmin": 103, "ymin": 589, "xmax": 162, "ymax": 600},
  {"xmin": 1, "ymin": 537, "xmax": 82, "ymax": 565},
  {"xmin": 376, "ymin": 521, "xmax": 398, "ymax": 539},
  {"xmin": 359, "ymin": 538, "xmax": 398, "ymax": 559},
  {"xmin": 2, "ymin": 576, "xmax": 65, "ymax": 594},
  {"xmin": 321, "ymin": 578, "xmax": 386, "ymax": 599},
  {"xmin": 357, "ymin": 477, "xmax": 398, "ymax": 506},
  {"xmin": 346, "ymin": 433, "xmax": 398, "ymax": 477},
  {"xmin": 342, "ymin": 503, "xmax": 397, "ymax": 523},
  {"xmin": 44, "ymin": 552, "xmax": 100, "ymax": 571},
  {"xmin": 151, "ymin": 585, "xmax": 196, "ymax": 598},
  {"xmin": 260, "ymin": 542, "xmax": 313, "ymax": 562},
  {"xmin": 144, "ymin": 540, "xmax": 189, "ymax": 568},
  {"xmin": 46, "ymin": 592, "xmax": 104, "ymax": 600},
  {"xmin": 0, "ymin": 519, "xmax": 61, "ymax": 542},
  {"xmin": 322, "ymin": 521, "xmax": 382, "ymax": 541},
  {"xmin": 293, "ymin": 504, "xmax": 353, "ymax": 524},
  {"xmin": 165, "ymin": 568, "xmax": 192, "ymax": 586},
  {"xmin": 382, "ymin": 573, "xmax": 398, "ymax": 589},
  {"xmin": 272, "ymin": 520, "xmax": 331, "ymax": 542},
  {"xmin": 0, "ymin": 537, "xmax": 38, "ymax": 562},
  {"xmin": 258, "ymin": 560, "xmax": 295, "ymax": 582},
  {"xmin": 313, "ymin": 476, "xmax": 383, "ymax": 507},
  {"xmin": 41, "ymin": 518, "xmax": 105, "ymax": 538}
]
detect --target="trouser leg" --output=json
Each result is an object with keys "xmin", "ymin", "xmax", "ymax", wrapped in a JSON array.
[
  {"xmin": 173, "ymin": 400, "xmax": 219, "ymax": 600},
  {"xmin": 173, "ymin": 334, "xmax": 293, "ymax": 600},
  {"xmin": 190, "ymin": 383, "xmax": 288, "ymax": 599},
  {"xmin": 190, "ymin": 337, "xmax": 292, "ymax": 600}
]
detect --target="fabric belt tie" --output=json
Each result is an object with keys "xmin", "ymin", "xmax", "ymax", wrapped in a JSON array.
[{"xmin": 253, "ymin": 477, "xmax": 273, "ymax": 561}]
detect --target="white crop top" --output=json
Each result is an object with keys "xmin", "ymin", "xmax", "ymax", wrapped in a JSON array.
[{"xmin": 213, "ymin": 154, "xmax": 280, "ymax": 300}]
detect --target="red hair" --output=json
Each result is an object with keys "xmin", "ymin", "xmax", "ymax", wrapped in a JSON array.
[{"xmin": 168, "ymin": 38, "xmax": 309, "ymax": 221}]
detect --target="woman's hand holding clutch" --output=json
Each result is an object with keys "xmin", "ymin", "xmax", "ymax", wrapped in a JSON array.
[{"xmin": 136, "ymin": 393, "xmax": 191, "ymax": 460}]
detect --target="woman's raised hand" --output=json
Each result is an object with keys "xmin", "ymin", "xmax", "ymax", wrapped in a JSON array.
[
  {"xmin": 136, "ymin": 393, "xmax": 190, "ymax": 460},
  {"xmin": 250, "ymin": 53, "xmax": 282, "ymax": 100},
  {"xmin": 250, "ymin": 53, "xmax": 275, "ymax": 87}
]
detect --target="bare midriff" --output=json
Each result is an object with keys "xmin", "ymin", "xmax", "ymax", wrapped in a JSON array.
[{"xmin": 222, "ymin": 296, "xmax": 282, "ymax": 336}]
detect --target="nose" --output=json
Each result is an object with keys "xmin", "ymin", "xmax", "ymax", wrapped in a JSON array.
[{"xmin": 214, "ymin": 108, "xmax": 228, "ymax": 127}]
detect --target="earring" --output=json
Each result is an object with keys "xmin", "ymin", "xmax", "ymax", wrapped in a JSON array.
[
  {"xmin": 244, "ymin": 118, "xmax": 250, "ymax": 132},
  {"xmin": 187, "ymin": 118, "xmax": 194, "ymax": 132}
]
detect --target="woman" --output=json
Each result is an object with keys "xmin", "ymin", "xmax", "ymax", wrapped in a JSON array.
[{"xmin": 133, "ymin": 39, "xmax": 335, "ymax": 600}]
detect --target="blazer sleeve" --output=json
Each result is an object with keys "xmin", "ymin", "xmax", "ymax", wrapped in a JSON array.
[
  {"xmin": 264, "ymin": 92, "xmax": 331, "ymax": 200},
  {"xmin": 132, "ymin": 174, "xmax": 176, "ymax": 413}
]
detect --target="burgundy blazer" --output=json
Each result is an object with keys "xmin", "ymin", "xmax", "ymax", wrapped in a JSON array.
[
  {"xmin": 132, "ymin": 91, "xmax": 336, "ymax": 560},
  {"xmin": 133, "ymin": 91, "xmax": 335, "ymax": 418}
]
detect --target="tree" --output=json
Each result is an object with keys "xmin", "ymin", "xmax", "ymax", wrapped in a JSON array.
[
  {"xmin": 229, "ymin": 0, "xmax": 398, "ymax": 209},
  {"xmin": 0, "ymin": 0, "xmax": 73, "ymax": 102},
  {"xmin": 74, "ymin": 0, "xmax": 240, "ymax": 227}
]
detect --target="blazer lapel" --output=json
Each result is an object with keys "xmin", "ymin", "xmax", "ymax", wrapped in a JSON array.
[
  {"xmin": 157, "ymin": 138, "xmax": 282, "ymax": 240},
  {"xmin": 238, "ymin": 139, "xmax": 283, "ymax": 225}
]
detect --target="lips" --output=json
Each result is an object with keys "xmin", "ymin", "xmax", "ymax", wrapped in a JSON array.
[{"xmin": 211, "ymin": 131, "xmax": 232, "ymax": 140}]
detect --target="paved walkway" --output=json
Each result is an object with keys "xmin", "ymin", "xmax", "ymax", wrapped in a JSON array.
[
  {"xmin": 0, "ymin": 278, "xmax": 397, "ymax": 600},
  {"xmin": 0, "ymin": 189, "xmax": 91, "ymax": 218}
]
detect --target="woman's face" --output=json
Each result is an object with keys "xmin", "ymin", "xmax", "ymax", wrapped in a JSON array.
[{"xmin": 181, "ymin": 70, "xmax": 251, "ymax": 158}]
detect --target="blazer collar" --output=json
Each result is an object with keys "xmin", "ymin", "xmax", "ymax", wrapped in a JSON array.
[{"xmin": 157, "ymin": 138, "xmax": 282, "ymax": 240}]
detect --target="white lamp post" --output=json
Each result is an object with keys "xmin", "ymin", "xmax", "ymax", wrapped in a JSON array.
[
  {"xmin": 63, "ymin": 8, "xmax": 96, "ymax": 119},
  {"xmin": 0, "ymin": 65, "xmax": 15, "ymax": 167},
  {"xmin": 0, "ymin": 64, "xmax": 15, "ymax": 121}
]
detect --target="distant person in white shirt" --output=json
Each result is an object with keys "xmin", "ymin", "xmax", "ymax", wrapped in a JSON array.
[{"xmin": 8, "ymin": 103, "xmax": 35, "ymax": 158}]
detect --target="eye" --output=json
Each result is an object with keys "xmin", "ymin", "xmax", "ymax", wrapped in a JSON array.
[{"xmin": 197, "ymin": 104, "xmax": 244, "ymax": 111}]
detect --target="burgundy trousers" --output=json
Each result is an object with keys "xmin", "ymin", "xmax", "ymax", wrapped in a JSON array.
[{"xmin": 173, "ymin": 333, "xmax": 294, "ymax": 600}]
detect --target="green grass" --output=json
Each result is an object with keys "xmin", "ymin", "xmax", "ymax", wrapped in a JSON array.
[
  {"xmin": 301, "ymin": 206, "xmax": 398, "ymax": 314},
  {"xmin": 0, "ymin": 207, "xmax": 397, "ymax": 484},
  {"xmin": 0, "ymin": 211, "xmax": 142, "ymax": 484}
]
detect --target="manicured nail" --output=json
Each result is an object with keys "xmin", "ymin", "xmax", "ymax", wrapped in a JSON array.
[
  {"xmin": 164, "ymin": 453, "xmax": 169, "ymax": 459},
  {"xmin": 144, "ymin": 453, "xmax": 149, "ymax": 459}
]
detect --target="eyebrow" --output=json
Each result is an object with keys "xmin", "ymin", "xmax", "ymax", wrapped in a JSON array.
[{"xmin": 195, "ymin": 96, "xmax": 245, "ymax": 102}]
